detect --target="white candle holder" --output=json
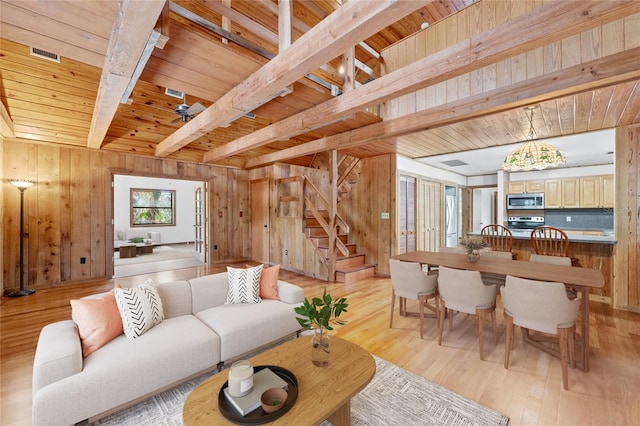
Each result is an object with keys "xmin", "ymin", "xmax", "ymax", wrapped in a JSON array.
[{"xmin": 227, "ymin": 360, "xmax": 253, "ymax": 397}]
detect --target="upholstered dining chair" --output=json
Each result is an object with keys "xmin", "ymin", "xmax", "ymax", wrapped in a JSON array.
[
  {"xmin": 500, "ymin": 275, "xmax": 580, "ymax": 390},
  {"xmin": 531, "ymin": 226, "xmax": 570, "ymax": 257},
  {"xmin": 481, "ymin": 224, "xmax": 513, "ymax": 253},
  {"xmin": 389, "ymin": 259, "xmax": 439, "ymax": 339},
  {"xmin": 529, "ymin": 254, "xmax": 576, "ymax": 298},
  {"xmin": 437, "ymin": 266, "xmax": 498, "ymax": 360},
  {"xmin": 480, "ymin": 250, "xmax": 513, "ymax": 287}
]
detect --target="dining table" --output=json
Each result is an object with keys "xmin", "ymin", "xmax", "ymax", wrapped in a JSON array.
[{"xmin": 391, "ymin": 251, "xmax": 604, "ymax": 372}]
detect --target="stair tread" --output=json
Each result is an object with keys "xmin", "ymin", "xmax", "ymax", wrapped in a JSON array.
[{"xmin": 335, "ymin": 263, "xmax": 376, "ymax": 273}]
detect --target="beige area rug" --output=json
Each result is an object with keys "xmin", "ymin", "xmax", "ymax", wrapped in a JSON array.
[
  {"xmin": 113, "ymin": 246, "xmax": 204, "ymax": 278},
  {"xmin": 91, "ymin": 355, "xmax": 509, "ymax": 426}
]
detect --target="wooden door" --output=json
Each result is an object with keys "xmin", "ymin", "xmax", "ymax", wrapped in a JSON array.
[
  {"xmin": 251, "ymin": 179, "xmax": 270, "ymax": 263},
  {"xmin": 398, "ymin": 175, "xmax": 416, "ymax": 254},
  {"xmin": 419, "ymin": 179, "xmax": 442, "ymax": 251}
]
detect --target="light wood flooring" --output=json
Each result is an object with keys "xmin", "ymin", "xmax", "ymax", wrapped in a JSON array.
[{"xmin": 2, "ymin": 263, "xmax": 640, "ymax": 425}]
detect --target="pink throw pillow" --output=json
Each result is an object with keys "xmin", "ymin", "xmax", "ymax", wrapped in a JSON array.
[
  {"xmin": 247, "ymin": 264, "xmax": 280, "ymax": 300},
  {"xmin": 71, "ymin": 287, "xmax": 123, "ymax": 357}
]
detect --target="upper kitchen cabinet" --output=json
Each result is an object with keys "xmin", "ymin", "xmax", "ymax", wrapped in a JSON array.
[
  {"xmin": 580, "ymin": 175, "xmax": 614, "ymax": 208},
  {"xmin": 545, "ymin": 178, "xmax": 580, "ymax": 208},
  {"xmin": 508, "ymin": 180, "xmax": 544, "ymax": 194}
]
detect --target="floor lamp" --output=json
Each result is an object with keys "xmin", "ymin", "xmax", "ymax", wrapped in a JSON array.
[{"xmin": 9, "ymin": 180, "xmax": 35, "ymax": 297}]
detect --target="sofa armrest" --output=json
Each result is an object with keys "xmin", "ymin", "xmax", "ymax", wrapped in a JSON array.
[
  {"xmin": 32, "ymin": 321, "xmax": 83, "ymax": 397},
  {"xmin": 276, "ymin": 281, "xmax": 304, "ymax": 304}
]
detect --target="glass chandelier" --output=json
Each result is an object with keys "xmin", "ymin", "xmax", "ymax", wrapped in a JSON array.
[{"xmin": 502, "ymin": 106, "xmax": 566, "ymax": 172}]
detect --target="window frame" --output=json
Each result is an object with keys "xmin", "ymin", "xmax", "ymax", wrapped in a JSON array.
[{"xmin": 130, "ymin": 188, "xmax": 176, "ymax": 227}]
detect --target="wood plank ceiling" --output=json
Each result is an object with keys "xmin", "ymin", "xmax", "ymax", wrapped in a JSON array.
[{"xmin": 1, "ymin": 0, "xmax": 639, "ymax": 171}]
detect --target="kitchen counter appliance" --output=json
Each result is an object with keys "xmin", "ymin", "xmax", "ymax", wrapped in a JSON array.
[
  {"xmin": 507, "ymin": 192, "xmax": 544, "ymax": 209},
  {"xmin": 508, "ymin": 216, "xmax": 545, "ymax": 230}
]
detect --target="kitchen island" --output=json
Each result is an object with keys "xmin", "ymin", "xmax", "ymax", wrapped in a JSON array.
[{"xmin": 468, "ymin": 229, "xmax": 615, "ymax": 301}]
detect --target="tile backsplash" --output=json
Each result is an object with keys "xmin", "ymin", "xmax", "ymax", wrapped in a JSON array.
[{"xmin": 545, "ymin": 208, "xmax": 613, "ymax": 230}]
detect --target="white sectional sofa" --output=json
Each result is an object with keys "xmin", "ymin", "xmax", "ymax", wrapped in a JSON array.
[{"xmin": 31, "ymin": 273, "xmax": 304, "ymax": 426}]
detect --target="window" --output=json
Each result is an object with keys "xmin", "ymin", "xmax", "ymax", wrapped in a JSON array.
[{"xmin": 130, "ymin": 189, "xmax": 175, "ymax": 226}]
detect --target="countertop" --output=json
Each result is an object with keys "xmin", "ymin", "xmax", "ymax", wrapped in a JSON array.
[{"xmin": 468, "ymin": 230, "xmax": 617, "ymax": 244}]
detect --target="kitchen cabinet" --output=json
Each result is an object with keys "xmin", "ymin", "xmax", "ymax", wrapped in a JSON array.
[
  {"xmin": 580, "ymin": 175, "xmax": 614, "ymax": 208},
  {"xmin": 508, "ymin": 180, "xmax": 544, "ymax": 194},
  {"xmin": 545, "ymin": 178, "xmax": 579, "ymax": 208}
]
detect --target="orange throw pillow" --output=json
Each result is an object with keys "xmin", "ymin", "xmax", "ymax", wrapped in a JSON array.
[
  {"xmin": 71, "ymin": 287, "xmax": 123, "ymax": 357},
  {"xmin": 247, "ymin": 264, "xmax": 280, "ymax": 300}
]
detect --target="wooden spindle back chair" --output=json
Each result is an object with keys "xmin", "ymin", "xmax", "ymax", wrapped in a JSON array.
[
  {"xmin": 480, "ymin": 224, "xmax": 513, "ymax": 253},
  {"xmin": 530, "ymin": 226, "xmax": 570, "ymax": 257}
]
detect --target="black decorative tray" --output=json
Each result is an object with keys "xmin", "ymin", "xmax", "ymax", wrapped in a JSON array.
[{"xmin": 218, "ymin": 365, "xmax": 298, "ymax": 425}]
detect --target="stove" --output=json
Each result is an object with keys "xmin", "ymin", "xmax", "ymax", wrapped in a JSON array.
[{"xmin": 507, "ymin": 216, "xmax": 545, "ymax": 230}]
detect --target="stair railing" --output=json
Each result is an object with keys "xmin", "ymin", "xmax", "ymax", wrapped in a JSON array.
[{"xmin": 301, "ymin": 175, "xmax": 350, "ymax": 258}]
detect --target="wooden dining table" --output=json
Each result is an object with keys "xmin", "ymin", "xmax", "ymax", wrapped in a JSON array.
[{"xmin": 391, "ymin": 251, "xmax": 604, "ymax": 372}]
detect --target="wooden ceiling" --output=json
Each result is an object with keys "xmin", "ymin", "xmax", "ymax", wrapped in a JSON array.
[{"xmin": 1, "ymin": 0, "xmax": 639, "ymax": 171}]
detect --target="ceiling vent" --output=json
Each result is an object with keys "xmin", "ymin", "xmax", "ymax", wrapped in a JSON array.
[
  {"xmin": 441, "ymin": 159, "xmax": 468, "ymax": 167},
  {"xmin": 165, "ymin": 88, "xmax": 184, "ymax": 99},
  {"xmin": 30, "ymin": 47, "xmax": 60, "ymax": 63}
]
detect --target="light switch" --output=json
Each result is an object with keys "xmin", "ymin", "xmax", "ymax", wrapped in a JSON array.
[{"xmin": 381, "ymin": 212, "xmax": 390, "ymax": 219}]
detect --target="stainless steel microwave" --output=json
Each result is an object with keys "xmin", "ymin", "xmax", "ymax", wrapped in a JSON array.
[{"xmin": 506, "ymin": 193, "xmax": 544, "ymax": 209}]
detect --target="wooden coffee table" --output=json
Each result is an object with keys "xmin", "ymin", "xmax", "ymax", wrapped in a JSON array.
[{"xmin": 183, "ymin": 336, "xmax": 375, "ymax": 425}]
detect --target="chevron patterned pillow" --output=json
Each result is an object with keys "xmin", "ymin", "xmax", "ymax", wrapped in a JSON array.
[
  {"xmin": 225, "ymin": 264, "xmax": 263, "ymax": 304},
  {"xmin": 115, "ymin": 281, "xmax": 165, "ymax": 340}
]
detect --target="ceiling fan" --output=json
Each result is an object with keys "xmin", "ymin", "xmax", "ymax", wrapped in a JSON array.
[{"xmin": 170, "ymin": 94, "xmax": 206, "ymax": 124}]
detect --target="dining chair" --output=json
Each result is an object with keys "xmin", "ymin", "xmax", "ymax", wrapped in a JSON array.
[
  {"xmin": 389, "ymin": 259, "xmax": 439, "ymax": 339},
  {"xmin": 437, "ymin": 266, "xmax": 498, "ymax": 360},
  {"xmin": 480, "ymin": 224, "xmax": 513, "ymax": 253},
  {"xmin": 530, "ymin": 226, "xmax": 570, "ymax": 257},
  {"xmin": 500, "ymin": 275, "xmax": 580, "ymax": 390},
  {"xmin": 480, "ymin": 250, "xmax": 513, "ymax": 287},
  {"xmin": 529, "ymin": 254, "xmax": 576, "ymax": 298}
]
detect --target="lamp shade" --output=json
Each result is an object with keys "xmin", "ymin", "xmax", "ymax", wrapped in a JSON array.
[
  {"xmin": 11, "ymin": 180, "xmax": 34, "ymax": 189},
  {"xmin": 502, "ymin": 141, "xmax": 566, "ymax": 172}
]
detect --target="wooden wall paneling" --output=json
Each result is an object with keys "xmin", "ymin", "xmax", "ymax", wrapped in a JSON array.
[
  {"xmin": 456, "ymin": 9, "xmax": 470, "ymax": 100},
  {"xmin": 2, "ymin": 139, "xmax": 254, "ymax": 289},
  {"xmin": 624, "ymin": 13, "xmax": 640, "ymax": 48},
  {"xmin": 89, "ymin": 153, "xmax": 107, "ymax": 280},
  {"xmin": 614, "ymin": 126, "xmax": 639, "ymax": 310},
  {"xmin": 69, "ymin": 148, "xmax": 91, "ymax": 282},
  {"xmin": 59, "ymin": 147, "xmax": 71, "ymax": 282},
  {"xmin": 36, "ymin": 145, "xmax": 61, "ymax": 287},
  {"xmin": 0, "ymin": 136, "xmax": 3, "ymax": 294}
]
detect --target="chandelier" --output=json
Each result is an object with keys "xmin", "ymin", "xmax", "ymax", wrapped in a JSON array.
[{"xmin": 502, "ymin": 106, "xmax": 566, "ymax": 172}]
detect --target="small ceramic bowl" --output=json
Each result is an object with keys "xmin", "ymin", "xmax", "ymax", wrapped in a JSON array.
[{"xmin": 260, "ymin": 387, "xmax": 287, "ymax": 413}]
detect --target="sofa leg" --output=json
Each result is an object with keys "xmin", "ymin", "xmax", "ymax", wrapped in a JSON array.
[
  {"xmin": 296, "ymin": 330, "xmax": 301, "ymax": 338},
  {"xmin": 217, "ymin": 361, "xmax": 224, "ymax": 372}
]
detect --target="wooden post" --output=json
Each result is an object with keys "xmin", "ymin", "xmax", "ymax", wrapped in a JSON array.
[
  {"xmin": 278, "ymin": 0, "xmax": 291, "ymax": 52},
  {"xmin": 222, "ymin": 0, "xmax": 230, "ymax": 45},
  {"xmin": 342, "ymin": 46, "xmax": 355, "ymax": 93},
  {"xmin": 328, "ymin": 150, "xmax": 338, "ymax": 282}
]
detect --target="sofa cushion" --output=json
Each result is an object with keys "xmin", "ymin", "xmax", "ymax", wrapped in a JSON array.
[
  {"xmin": 225, "ymin": 265, "xmax": 263, "ymax": 304},
  {"xmin": 154, "ymin": 280, "xmax": 192, "ymax": 319},
  {"xmin": 248, "ymin": 264, "xmax": 281, "ymax": 300},
  {"xmin": 189, "ymin": 274, "xmax": 229, "ymax": 313},
  {"xmin": 196, "ymin": 300, "xmax": 301, "ymax": 361},
  {"xmin": 71, "ymin": 288, "xmax": 123, "ymax": 357},
  {"xmin": 115, "ymin": 283, "xmax": 164, "ymax": 339}
]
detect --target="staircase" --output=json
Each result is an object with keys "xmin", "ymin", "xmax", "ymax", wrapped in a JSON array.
[{"xmin": 303, "ymin": 209, "xmax": 375, "ymax": 284}]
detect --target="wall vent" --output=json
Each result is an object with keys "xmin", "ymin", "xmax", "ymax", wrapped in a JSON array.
[
  {"xmin": 165, "ymin": 88, "xmax": 184, "ymax": 99},
  {"xmin": 30, "ymin": 47, "xmax": 60, "ymax": 63}
]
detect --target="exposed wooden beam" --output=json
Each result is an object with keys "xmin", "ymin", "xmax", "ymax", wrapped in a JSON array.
[
  {"xmin": 342, "ymin": 46, "xmax": 355, "ymax": 93},
  {"xmin": 155, "ymin": 0, "xmax": 427, "ymax": 157},
  {"xmin": 204, "ymin": 0, "xmax": 640, "ymax": 163},
  {"xmin": 0, "ymin": 101, "xmax": 15, "ymax": 138},
  {"xmin": 278, "ymin": 0, "xmax": 292, "ymax": 52},
  {"xmin": 155, "ymin": 1, "xmax": 171, "ymax": 49},
  {"xmin": 87, "ymin": 0, "xmax": 166, "ymax": 149},
  {"xmin": 222, "ymin": 0, "xmax": 230, "ymax": 45},
  {"xmin": 202, "ymin": 0, "xmax": 278, "ymax": 45},
  {"xmin": 244, "ymin": 46, "xmax": 640, "ymax": 168}
]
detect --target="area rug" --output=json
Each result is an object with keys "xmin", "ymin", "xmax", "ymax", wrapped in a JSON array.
[
  {"xmin": 91, "ymin": 356, "xmax": 509, "ymax": 426},
  {"xmin": 114, "ymin": 246, "xmax": 196, "ymax": 266}
]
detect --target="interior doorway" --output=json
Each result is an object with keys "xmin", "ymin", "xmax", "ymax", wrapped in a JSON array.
[
  {"xmin": 251, "ymin": 179, "xmax": 270, "ymax": 264},
  {"xmin": 112, "ymin": 174, "xmax": 207, "ymax": 277}
]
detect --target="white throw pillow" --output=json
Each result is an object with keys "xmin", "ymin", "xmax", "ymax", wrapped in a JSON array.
[
  {"xmin": 225, "ymin": 265, "xmax": 263, "ymax": 304},
  {"xmin": 115, "ymin": 280, "xmax": 164, "ymax": 340}
]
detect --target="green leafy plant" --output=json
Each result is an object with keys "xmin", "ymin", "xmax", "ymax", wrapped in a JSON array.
[
  {"xmin": 128, "ymin": 237, "xmax": 145, "ymax": 243},
  {"xmin": 294, "ymin": 287, "xmax": 348, "ymax": 331}
]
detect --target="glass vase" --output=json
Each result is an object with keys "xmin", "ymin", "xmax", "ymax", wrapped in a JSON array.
[
  {"xmin": 468, "ymin": 251, "xmax": 480, "ymax": 263},
  {"xmin": 311, "ymin": 327, "xmax": 330, "ymax": 367}
]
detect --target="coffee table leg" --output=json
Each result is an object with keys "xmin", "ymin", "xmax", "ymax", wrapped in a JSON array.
[{"xmin": 327, "ymin": 400, "xmax": 351, "ymax": 426}]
